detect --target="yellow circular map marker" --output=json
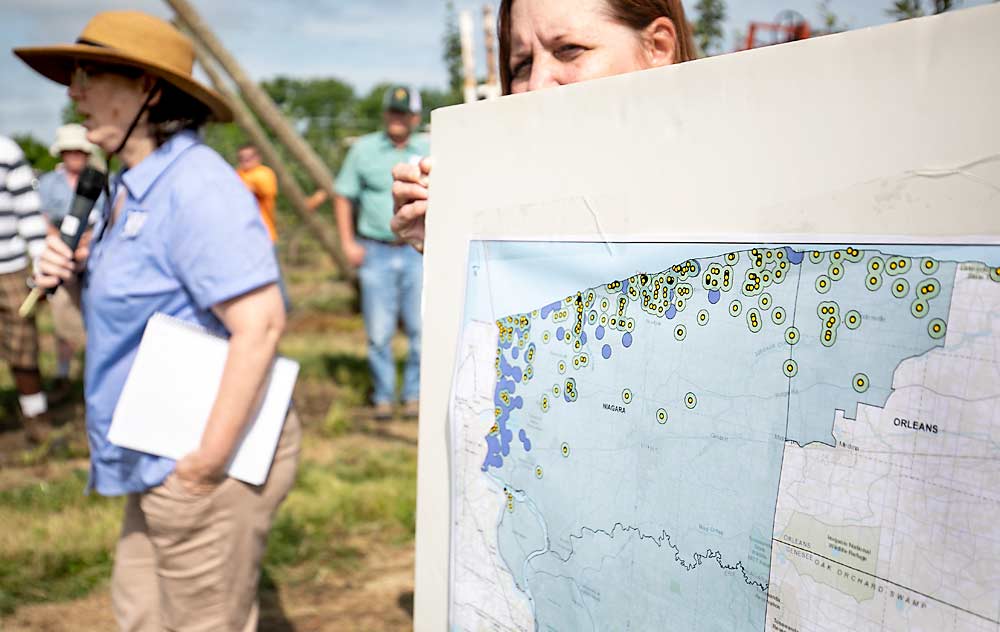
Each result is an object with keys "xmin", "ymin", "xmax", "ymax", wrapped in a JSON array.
[
  {"xmin": 685, "ymin": 392, "xmax": 698, "ymax": 410},
  {"xmin": 783, "ymin": 359, "xmax": 799, "ymax": 378},
  {"xmin": 853, "ymin": 373, "xmax": 870, "ymax": 393}
]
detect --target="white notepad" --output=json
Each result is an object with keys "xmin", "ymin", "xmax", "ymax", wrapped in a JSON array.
[{"xmin": 108, "ymin": 312, "xmax": 299, "ymax": 485}]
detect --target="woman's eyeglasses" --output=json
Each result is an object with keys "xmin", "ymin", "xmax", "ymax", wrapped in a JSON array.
[
  {"xmin": 70, "ymin": 62, "xmax": 144, "ymax": 90},
  {"xmin": 70, "ymin": 64, "xmax": 94, "ymax": 91}
]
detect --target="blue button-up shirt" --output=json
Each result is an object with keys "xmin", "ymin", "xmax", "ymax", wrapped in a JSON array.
[
  {"xmin": 83, "ymin": 131, "xmax": 279, "ymax": 496},
  {"xmin": 37, "ymin": 166, "xmax": 104, "ymax": 224}
]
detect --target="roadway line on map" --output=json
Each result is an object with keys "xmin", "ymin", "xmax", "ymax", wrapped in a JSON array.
[
  {"xmin": 772, "ymin": 539, "xmax": 1000, "ymax": 625},
  {"xmin": 764, "ymin": 252, "xmax": 805, "ymax": 627}
]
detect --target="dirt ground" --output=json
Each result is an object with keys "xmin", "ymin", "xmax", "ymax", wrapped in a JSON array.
[
  {"xmin": 0, "ymin": 419, "xmax": 419, "ymax": 632},
  {"xmin": 2, "ymin": 546, "xmax": 415, "ymax": 632},
  {"xmin": 0, "ymin": 273, "xmax": 421, "ymax": 631}
]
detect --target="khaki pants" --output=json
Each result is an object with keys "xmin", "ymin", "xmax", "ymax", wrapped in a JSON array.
[
  {"xmin": 49, "ymin": 286, "xmax": 86, "ymax": 350},
  {"xmin": 111, "ymin": 411, "xmax": 301, "ymax": 632}
]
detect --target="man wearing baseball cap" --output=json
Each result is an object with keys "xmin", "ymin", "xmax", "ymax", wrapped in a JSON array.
[
  {"xmin": 37, "ymin": 124, "xmax": 104, "ymax": 397},
  {"xmin": 334, "ymin": 85, "xmax": 428, "ymax": 420}
]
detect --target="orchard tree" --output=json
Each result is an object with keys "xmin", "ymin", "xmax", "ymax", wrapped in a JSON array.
[
  {"xmin": 887, "ymin": 0, "xmax": 962, "ymax": 20},
  {"xmin": 694, "ymin": 0, "xmax": 727, "ymax": 56}
]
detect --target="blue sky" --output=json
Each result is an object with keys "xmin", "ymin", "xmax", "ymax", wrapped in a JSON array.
[{"xmin": 1, "ymin": 0, "xmax": 992, "ymax": 141}]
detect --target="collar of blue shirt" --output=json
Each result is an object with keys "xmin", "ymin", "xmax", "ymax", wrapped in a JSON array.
[{"xmin": 121, "ymin": 130, "xmax": 200, "ymax": 202}]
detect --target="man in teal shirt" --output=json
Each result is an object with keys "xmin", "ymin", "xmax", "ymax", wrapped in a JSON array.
[{"xmin": 335, "ymin": 85, "xmax": 428, "ymax": 419}]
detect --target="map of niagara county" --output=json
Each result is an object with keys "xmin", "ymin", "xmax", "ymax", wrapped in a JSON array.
[{"xmin": 448, "ymin": 245, "xmax": 1000, "ymax": 632}]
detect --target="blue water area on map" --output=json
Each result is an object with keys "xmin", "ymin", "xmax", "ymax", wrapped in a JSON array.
[
  {"xmin": 785, "ymin": 247, "xmax": 805, "ymax": 264},
  {"xmin": 708, "ymin": 289, "xmax": 721, "ymax": 304},
  {"xmin": 518, "ymin": 429, "xmax": 532, "ymax": 452},
  {"xmin": 541, "ymin": 300, "xmax": 562, "ymax": 319},
  {"xmin": 485, "ymin": 354, "xmax": 526, "ymax": 470},
  {"xmin": 491, "ymin": 248, "xmax": 804, "ymax": 631},
  {"xmin": 461, "ymin": 242, "xmax": 975, "ymax": 631},
  {"xmin": 786, "ymin": 252, "xmax": 956, "ymax": 446},
  {"xmin": 528, "ymin": 524, "xmax": 768, "ymax": 631},
  {"xmin": 482, "ymin": 435, "xmax": 504, "ymax": 470},
  {"xmin": 497, "ymin": 492, "xmax": 546, "ymax": 594}
]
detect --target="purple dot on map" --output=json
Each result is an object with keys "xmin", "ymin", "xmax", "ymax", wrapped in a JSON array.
[
  {"xmin": 622, "ymin": 333, "xmax": 633, "ymax": 348},
  {"xmin": 602, "ymin": 344, "xmax": 612, "ymax": 359},
  {"xmin": 595, "ymin": 326, "xmax": 605, "ymax": 340},
  {"xmin": 556, "ymin": 327, "xmax": 565, "ymax": 341},
  {"xmin": 511, "ymin": 347, "xmax": 519, "ymax": 359}
]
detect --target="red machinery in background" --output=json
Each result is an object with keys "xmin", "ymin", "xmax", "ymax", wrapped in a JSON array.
[{"xmin": 743, "ymin": 10, "xmax": 813, "ymax": 50}]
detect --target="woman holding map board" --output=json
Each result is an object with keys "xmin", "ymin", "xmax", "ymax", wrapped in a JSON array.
[{"xmin": 391, "ymin": 0, "xmax": 697, "ymax": 250}]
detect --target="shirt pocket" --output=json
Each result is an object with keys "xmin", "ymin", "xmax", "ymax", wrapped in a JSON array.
[
  {"xmin": 96, "ymin": 212, "xmax": 182, "ymax": 300},
  {"xmin": 358, "ymin": 160, "xmax": 393, "ymax": 195}
]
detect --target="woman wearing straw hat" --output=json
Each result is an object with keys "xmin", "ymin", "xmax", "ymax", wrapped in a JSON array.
[
  {"xmin": 15, "ymin": 11, "xmax": 300, "ymax": 631},
  {"xmin": 37, "ymin": 123, "xmax": 103, "ymax": 397}
]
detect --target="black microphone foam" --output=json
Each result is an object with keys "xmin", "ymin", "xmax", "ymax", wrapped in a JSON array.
[{"xmin": 58, "ymin": 165, "xmax": 106, "ymax": 252}]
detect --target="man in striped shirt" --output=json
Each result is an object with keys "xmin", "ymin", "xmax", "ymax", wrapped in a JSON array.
[{"xmin": 0, "ymin": 135, "xmax": 50, "ymax": 442}]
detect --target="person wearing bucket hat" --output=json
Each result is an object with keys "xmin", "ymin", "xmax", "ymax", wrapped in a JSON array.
[
  {"xmin": 46, "ymin": 123, "xmax": 102, "ymax": 179},
  {"xmin": 37, "ymin": 123, "xmax": 104, "ymax": 398},
  {"xmin": 15, "ymin": 11, "xmax": 300, "ymax": 631}
]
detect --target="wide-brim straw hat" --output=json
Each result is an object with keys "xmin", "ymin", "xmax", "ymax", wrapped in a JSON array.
[{"xmin": 13, "ymin": 11, "xmax": 232, "ymax": 123}]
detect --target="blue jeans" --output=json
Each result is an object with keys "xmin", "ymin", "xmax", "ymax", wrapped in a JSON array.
[
  {"xmin": 274, "ymin": 246, "xmax": 291, "ymax": 313},
  {"xmin": 357, "ymin": 238, "xmax": 423, "ymax": 405}
]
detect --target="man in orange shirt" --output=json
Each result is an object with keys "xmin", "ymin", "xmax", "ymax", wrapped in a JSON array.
[
  {"xmin": 236, "ymin": 144, "xmax": 278, "ymax": 240},
  {"xmin": 236, "ymin": 144, "xmax": 289, "ymax": 308}
]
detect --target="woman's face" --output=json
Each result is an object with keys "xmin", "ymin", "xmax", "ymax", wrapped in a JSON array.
[
  {"xmin": 508, "ymin": 0, "xmax": 673, "ymax": 94},
  {"xmin": 68, "ymin": 64, "xmax": 153, "ymax": 153},
  {"xmin": 59, "ymin": 150, "xmax": 89, "ymax": 175}
]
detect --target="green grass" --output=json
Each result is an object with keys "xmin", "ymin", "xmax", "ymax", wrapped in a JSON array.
[
  {"xmin": 0, "ymin": 256, "xmax": 419, "ymax": 617},
  {"xmin": 0, "ymin": 437, "xmax": 419, "ymax": 615},
  {"xmin": 0, "ymin": 549, "xmax": 113, "ymax": 616},
  {"xmin": 264, "ymin": 442, "xmax": 417, "ymax": 572},
  {"xmin": 0, "ymin": 469, "xmax": 123, "ymax": 615}
]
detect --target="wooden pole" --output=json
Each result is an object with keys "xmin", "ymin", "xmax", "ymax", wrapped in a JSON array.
[
  {"xmin": 186, "ymin": 31, "xmax": 353, "ymax": 279},
  {"xmin": 166, "ymin": 0, "xmax": 340, "ymax": 213},
  {"xmin": 459, "ymin": 9, "xmax": 478, "ymax": 103},
  {"xmin": 482, "ymin": 4, "xmax": 501, "ymax": 98}
]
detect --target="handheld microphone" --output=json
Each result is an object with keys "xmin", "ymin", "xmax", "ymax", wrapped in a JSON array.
[{"xmin": 19, "ymin": 166, "xmax": 106, "ymax": 318}]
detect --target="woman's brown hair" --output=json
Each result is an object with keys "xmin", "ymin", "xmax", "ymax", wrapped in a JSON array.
[
  {"xmin": 145, "ymin": 81, "xmax": 210, "ymax": 147},
  {"xmin": 497, "ymin": 0, "xmax": 697, "ymax": 94}
]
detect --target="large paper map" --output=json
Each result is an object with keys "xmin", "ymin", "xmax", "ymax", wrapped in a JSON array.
[{"xmin": 449, "ymin": 242, "xmax": 1000, "ymax": 632}]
